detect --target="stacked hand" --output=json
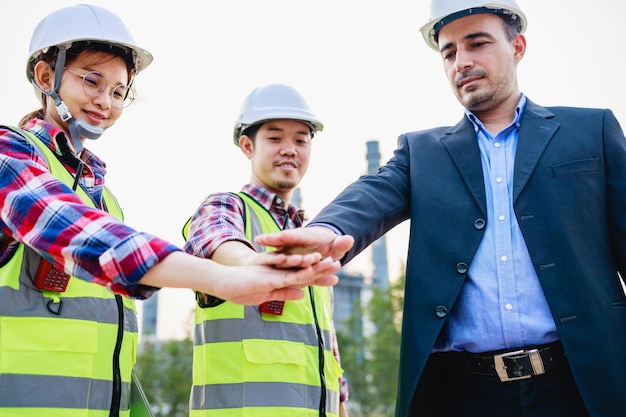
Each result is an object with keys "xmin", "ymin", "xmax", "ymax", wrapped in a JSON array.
[
  {"xmin": 255, "ymin": 225, "xmax": 354, "ymax": 261},
  {"xmin": 216, "ymin": 251, "xmax": 342, "ymax": 305}
]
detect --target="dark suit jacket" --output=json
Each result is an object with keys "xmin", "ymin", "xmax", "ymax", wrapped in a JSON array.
[{"xmin": 313, "ymin": 100, "xmax": 626, "ymax": 417}]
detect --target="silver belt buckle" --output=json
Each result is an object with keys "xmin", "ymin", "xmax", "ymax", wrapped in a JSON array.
[{"xmin": 494, "ymin": 348, "xmax": 544, "ymax": 382}]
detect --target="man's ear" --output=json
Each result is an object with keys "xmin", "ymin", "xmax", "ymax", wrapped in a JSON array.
[
  {"xmin": 33, "ymin": 61, "xmax": 55, "ymax": 92},
  {"xmin": 239, "ymin": 135, "xmax": 254, "ymax": 159},
  {"xmin": 512, "ymin": 33, "xmax": 527, "ymax": 63}
]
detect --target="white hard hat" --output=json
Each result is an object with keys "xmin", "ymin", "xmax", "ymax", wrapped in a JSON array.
[
  {"xmin": 26, "ymin": 4, "xmax": 153, "ymax": 81},
  {"xmin": 420, "ymin": 1, "xmax": 527, "ymax": 51},
  {"xmin": 233, "ymin": 84, "xmax": 324, "ymax": 146}
]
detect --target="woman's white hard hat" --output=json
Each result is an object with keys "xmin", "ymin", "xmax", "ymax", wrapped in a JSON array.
[
  {"xmin": 419, "ymin": 0, "xmax": 527, "ymax": 51},
  {"xmin": 26, "ymin": 4, "xmax": 153, "ymax": 81}
]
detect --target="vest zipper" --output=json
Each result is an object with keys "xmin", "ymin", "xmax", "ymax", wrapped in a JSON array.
[
  {"xmin": 309, "ymin": 287, "xmax": 327, "ymax": 417},
  {"xmin": 76, "ymin": 157, "xmax": 124, "ymax": 416},
  {"xmin": 109, "ymin": 294, "xmax": 125, "ymax": 416}
]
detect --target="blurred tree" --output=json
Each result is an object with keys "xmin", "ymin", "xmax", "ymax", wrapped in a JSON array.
[
  {"xmin": 337, "ymin": 266, "xmax": 405, "ymax": 417},
  {"xmin": 134, "ymin": 337, "xmax": 193, "ymax": 417}
]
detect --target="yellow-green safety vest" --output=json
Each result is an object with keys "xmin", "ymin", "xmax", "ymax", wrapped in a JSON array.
[
  {"xmin": 185, "ymin": 192, "xmax": 343, "ymax": 417},
  {"xmin": 0, "ymin": 127, "xmax": 137, "ymax": 417}
]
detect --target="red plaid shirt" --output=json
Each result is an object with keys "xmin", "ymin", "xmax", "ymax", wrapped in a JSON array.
[{"xmin": 0, "ymin": 119, "xmax": 178, "ymax": 298}]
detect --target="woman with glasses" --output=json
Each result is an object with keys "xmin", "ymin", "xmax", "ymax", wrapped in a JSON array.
[{"xmin": 0, "ymin": 5, "xmax": 342, "ymax": 416}]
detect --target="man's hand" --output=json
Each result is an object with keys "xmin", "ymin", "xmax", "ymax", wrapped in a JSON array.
[
  {"xmin": 212, "ymin": 240, "xmax": 330, "ymax": 270},
  {"xmin": 255, "ymin": 225, "xmax": 355, "ymax": 261},
  {"xmin": 138, "ymin": 251, "xmax": 341, "ymax": 306},
  {"xmin": 209, "ymin": 254, "xmax": 341, "ymax": 305}
]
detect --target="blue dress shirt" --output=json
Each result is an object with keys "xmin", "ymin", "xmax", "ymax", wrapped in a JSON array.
[{"xmin": 434, "ymin": 94, "xmax": 560, "ymax": 353}]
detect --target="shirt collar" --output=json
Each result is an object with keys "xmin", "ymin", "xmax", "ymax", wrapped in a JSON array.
[
  {"xmin": 465, "ymin": 93, "xmax": 527, "ymax": 134},
  {"xmin": 241, "ymin": 183, "xmax": 303, "ymax": 225},
  {"xmin": 23, "ymin": 118, "xmax": 108, "ymax": 176},
  {"xmin": 23, "ymin": 118, "xmax": 71, "ymax": 156}
]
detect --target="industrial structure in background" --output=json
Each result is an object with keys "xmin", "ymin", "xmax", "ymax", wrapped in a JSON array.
[
  {"xmin": 331, "ymin": 140, "xmax": 389, "ymax": 335},
  {"xmin": 139, "ymin": 140, "xmax": 390, "ymax": 343}
]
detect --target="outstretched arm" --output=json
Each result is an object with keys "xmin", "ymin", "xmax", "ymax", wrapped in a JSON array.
[{"xmin": 139, "ymin": 251, "xmax": 340, "ymax": 305}]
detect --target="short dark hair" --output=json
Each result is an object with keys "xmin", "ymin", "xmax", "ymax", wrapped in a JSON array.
[
  {"xmin": 241, "ymin": 123, "xmax": 262, "ymax": 143},
  {"xmin": 240, "ymin": 119, "xmax": 315, "ymax": 144}
]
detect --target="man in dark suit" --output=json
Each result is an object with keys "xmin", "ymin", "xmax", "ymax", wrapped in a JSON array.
[{"xmin": 256, "ymin": 1, "xmax": 626, "ymax": 416}]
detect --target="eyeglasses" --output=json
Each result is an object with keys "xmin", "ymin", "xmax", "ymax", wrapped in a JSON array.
[{"xmin": 64, "ymin": 67, "xmax": 134, "ymax": 109}]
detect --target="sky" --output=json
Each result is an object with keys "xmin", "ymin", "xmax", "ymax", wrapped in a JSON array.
[{"xmin": 2, "ymin": 0, "xmax": 624, "ymax": 338}]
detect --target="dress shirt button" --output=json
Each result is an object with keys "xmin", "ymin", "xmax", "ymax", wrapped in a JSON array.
[
  {"xmin": 505, "ymin": 303, "xmax": 513, "ymax": 311},
  {"xmin": 500, "ymin": 255, "xmax": 508, "ymax": 262},
  {"xmin": 494, "ymin": 142, "xmax": 501, "ymax": 148},
  {"xmin": 474, "ymin": 219, "xmax": 486, "ymax": 230},
  {"xmin": 496, "ymin": 177, "xmax": 503, "ymax": 183},
  {"xmin": 498, "ymin": 215, "xmax": 505, "ymax": 221},
  {"xmin": 456, "ymin": 262, "xmax": 468, "ymax": 274},
  {"xmin": 435, "ymin": 306, "xmax": 448, "ymax": 318}
]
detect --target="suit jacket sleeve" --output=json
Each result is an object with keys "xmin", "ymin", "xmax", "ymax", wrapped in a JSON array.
[{"xmin": 311, "ymin": 135, "xmax": 412, "ymax": 263}]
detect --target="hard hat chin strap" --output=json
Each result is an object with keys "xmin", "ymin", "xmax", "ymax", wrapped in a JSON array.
[{"xmin": 45, "ymin": 45, "xmax": 104, "ymax": 154}]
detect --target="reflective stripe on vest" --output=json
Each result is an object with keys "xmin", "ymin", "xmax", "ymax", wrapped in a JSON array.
[
  {"xmin": 190, "ymin": 192, "xmax": 342, "ymax": 417},
  {"xmin": 0, "ymin": 127, "xmax": 136, "ymax": 416}
]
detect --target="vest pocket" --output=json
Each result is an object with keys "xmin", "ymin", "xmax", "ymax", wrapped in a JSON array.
[
  {"xmin": 327, "ymin": 351, "xmax": 344, "ymax": 385},
  {"xmin": 0, "ymin": 316, "xmax": 97, "ymax": 377},
  {"xmin": 242, "ymin": 339, "xmax": 306, "ymax": 382}
]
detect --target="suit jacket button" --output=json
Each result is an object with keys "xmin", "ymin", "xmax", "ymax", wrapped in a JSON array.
[
  {"xmin": 435, "ymin": 306, "xmax": 448, "ymax": 318},
  {"xmin": 456, "ymin": 262, "xmax": 468, "ymax": 274},
  {"xmin": 474, "ymin": 218, "xmax": 486, "ymax": 230}
]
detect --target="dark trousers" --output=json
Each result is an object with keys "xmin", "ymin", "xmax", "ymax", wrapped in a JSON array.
[{"xmin": 409, "ymin": 350, "xmax": 590, "ymax": 417}]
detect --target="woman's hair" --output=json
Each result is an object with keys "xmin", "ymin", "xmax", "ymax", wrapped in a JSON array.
[{"xmin": 19, "ymin": 41, "xmax": 135, "ymax": 128}]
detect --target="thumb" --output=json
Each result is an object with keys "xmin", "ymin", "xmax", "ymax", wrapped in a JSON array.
[{"xmin": 329, "ymin": 235, "xmax": 354, "ymax": 260}]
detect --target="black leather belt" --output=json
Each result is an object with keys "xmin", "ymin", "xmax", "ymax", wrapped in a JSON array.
[{"xmin": 463, "ymin": 341, "xmax": 566, "ymax": 382}]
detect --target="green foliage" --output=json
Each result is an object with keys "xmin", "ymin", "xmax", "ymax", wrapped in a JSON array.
[
  {"xmin": 337, "ymin": 268, "xmax": 405, "ymax": 417},
  {"xmin": 134, "ymin": 338, "xmax": 194, "ymax": 417}
]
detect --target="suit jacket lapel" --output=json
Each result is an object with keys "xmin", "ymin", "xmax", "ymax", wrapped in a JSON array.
[
  {"xmin": 513, "ymin": 100, "xmax": 560, "ymax": 202},
  {"xmin": 440, "ymin": 100, "xmax": 559, "ymax": 215},
  {"xmin": 441, "ymin": 117, "xmax": 488, "ymax": 217}
]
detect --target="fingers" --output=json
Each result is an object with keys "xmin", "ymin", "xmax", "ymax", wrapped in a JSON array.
[
  {"xmin": 308, "ymin": 275, "xmax": 339, "ymax": 287},
  {"xmin": 254, "ymin": 229, "xmax": 297, "ymax": 248},
  {"xmin": 227, "ymin": 285, "xmax": 306, "ymax": 306},
  {"xmin": 255, "ymin": 226, "xmax": 352, "ymax": 260},
  {"xmin": 310, "ymin": 256, "xmax": 342, "ymax": 275},
  {"xmin": 254, "ymin": 226, "xmax": 333, "ymax": 251},
  {"xmin": 257, "ymin": 251, "xmax": 324, "ymax": 269},
  {"xmin": 206, "ymin": 254, "xmax": 342, "ymax": 306},
  {"xmin": 282, "ymin": 257, "xmax": 341, "ymax": 287},
  {"xmin": 261, "ymin": 271, "xmax": 339, "ymax": 302},
  {"xmin": 265, "ymin": 287, "xmax": 307, "ymax": 301}
]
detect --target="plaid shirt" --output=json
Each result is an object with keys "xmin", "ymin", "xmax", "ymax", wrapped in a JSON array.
[
  {"xmin": 0, "ymin": 119, "xmax": 179, "ymax": 298},
  {"xmin": 184, "ymin": 183, "xmax": 349, "ymax": 402}
]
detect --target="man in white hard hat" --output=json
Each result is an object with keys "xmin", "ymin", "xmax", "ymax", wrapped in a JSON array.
[
  {"xmin": 256, "ymin": 1, "xmax": 626, "ymax": 416},
  {"xmin": 183, "ymin": 84, "xmax": 349, "ymax": 417}
]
